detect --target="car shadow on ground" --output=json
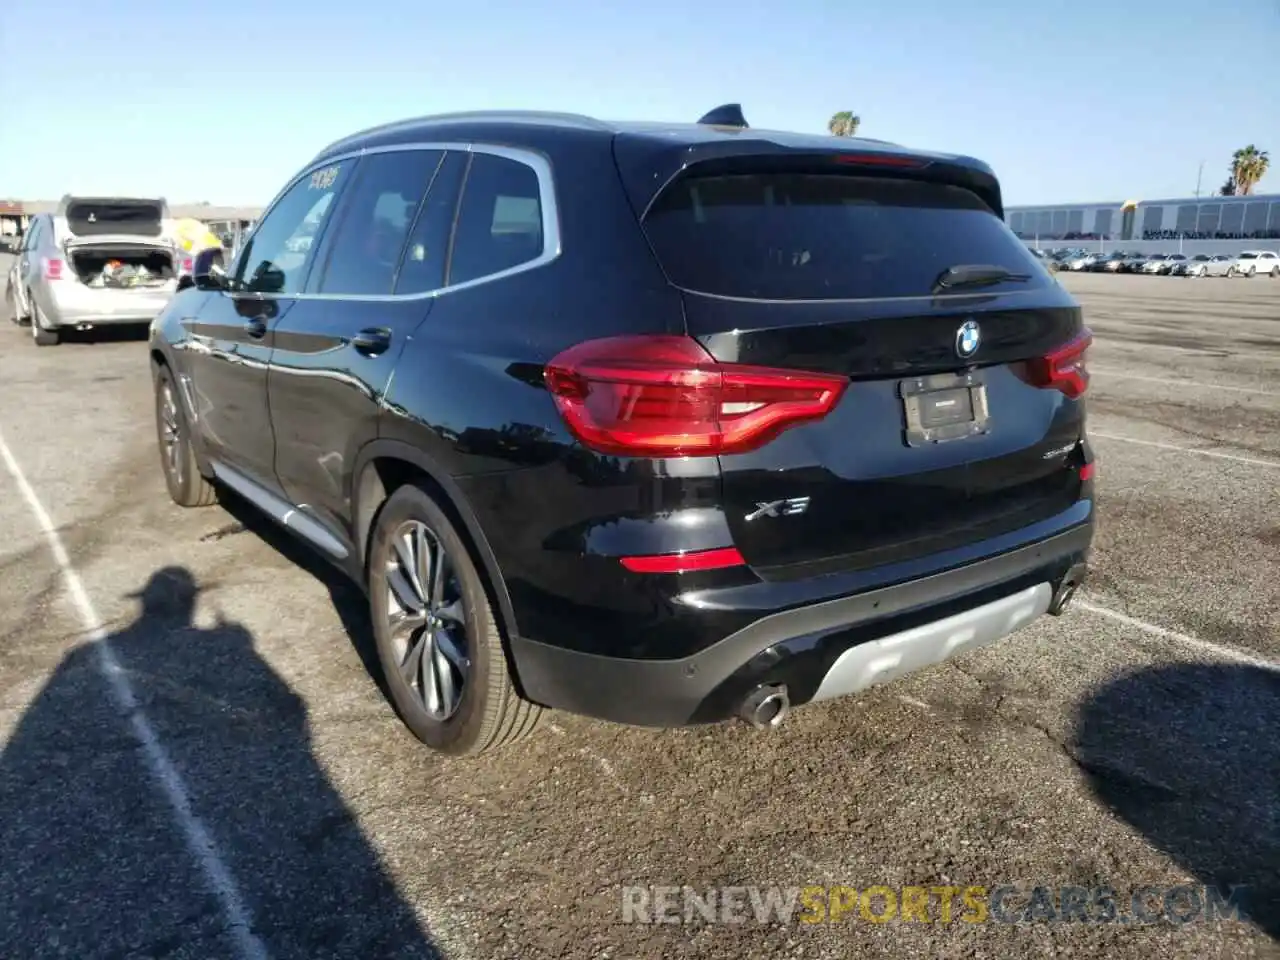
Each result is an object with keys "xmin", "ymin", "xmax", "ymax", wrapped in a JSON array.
[
  {"xmin": 0, "ymin": 566, "xmax": 440, "ymax": 959},
  {"xmin": 1074, "ymin": 662, "xmax": 1280, "ymax": 937}
]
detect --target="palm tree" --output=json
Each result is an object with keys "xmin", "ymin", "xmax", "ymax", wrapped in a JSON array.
[
  {"xmin": 827, "ymin": 110, "xmax": 861, "ymax": 138},
  {"xmin": 1230, "ymin": 145, "xmax": 1270, "ymax": 196}
]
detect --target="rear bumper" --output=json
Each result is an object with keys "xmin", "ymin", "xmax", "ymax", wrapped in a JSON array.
[
  {"xmin": 43, "ymin": 287, "xmax": 174, "ymax": 327},
  {"xmin": 510, "ymin": 518, "xmax": 1094, "ymax": 727}
]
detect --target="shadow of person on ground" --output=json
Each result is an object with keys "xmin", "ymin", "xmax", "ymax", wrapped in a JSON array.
[
  {"xmin": 213, "ymin": 489, "xmax": 388, "ymax": 701},
  {"xmin": 0, "ymin": 566, "xmax": 440, "ymax": 959},
  {"xmin": 1074, "ymin": 662, "xmax": 1280, "ymax": 937}
]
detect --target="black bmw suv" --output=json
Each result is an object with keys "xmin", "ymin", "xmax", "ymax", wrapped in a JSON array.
[{"xmin": 150, "ymin": 106, "xmax": 1095, "ymax": 755}]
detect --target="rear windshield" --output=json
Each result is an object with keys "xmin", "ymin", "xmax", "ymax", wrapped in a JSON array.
[
  {"xmin": 641, "ymin": 173, "xmax": 1049, "ymax": 300},
  {"xmin": 64, "ymin": 199, "xmax": 163, "ymax": 237}
]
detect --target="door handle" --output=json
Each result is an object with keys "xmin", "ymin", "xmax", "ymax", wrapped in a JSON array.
[
  {"xmin": 243, "ymin": 318, "xmax": 268, "ymax": 339},
  {"xmin": 351, "ymin": 327, "xmax": 392, "ymax": 356}
]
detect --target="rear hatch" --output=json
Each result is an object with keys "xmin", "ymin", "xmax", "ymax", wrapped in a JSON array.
[{"xmin": 628, "ymin": 147, "xmax": 1090, "ymax": 580}]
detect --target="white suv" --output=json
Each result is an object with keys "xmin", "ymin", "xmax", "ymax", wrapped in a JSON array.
[{"xmin": 1230, "ymin": 250, "xmax": 1280, "ymax": 278}]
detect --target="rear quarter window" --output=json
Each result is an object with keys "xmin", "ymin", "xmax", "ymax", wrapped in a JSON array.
[
  {"xmin": 641, "ymin": 173, "xmax": 1051, "ymax": 301},
  {"xmin": 447, "ymin": 153, "xmax": 545, "ymax": 286}
]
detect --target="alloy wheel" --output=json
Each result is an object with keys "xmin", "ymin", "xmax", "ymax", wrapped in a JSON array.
[
  {"xmin": 385, "ymin": 520, "xmax": 471, "ymax": 721},
  {"xmin": 159, "ymin": 382, "xmax": 184, "ymax": 486}
]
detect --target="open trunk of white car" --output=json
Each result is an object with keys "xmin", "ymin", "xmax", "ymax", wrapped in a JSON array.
[{"xmin": 66, "ymin": 242, "xmax": 177, "ymax": 289}]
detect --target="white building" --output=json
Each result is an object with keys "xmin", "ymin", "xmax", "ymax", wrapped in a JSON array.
[{"xmin": 1005, "ymin": 193, "xmax": 1280, "ymax": 256}]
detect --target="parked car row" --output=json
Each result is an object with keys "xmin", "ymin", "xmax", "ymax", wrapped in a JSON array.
[{"xmin": 1028, "ymin": 246, "xmax": 1280, "ymax": 277}]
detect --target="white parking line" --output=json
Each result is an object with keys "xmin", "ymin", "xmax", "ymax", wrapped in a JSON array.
[
  {"xmin": 1077, "ymin": 598, "xmax": 1280, "ymax": 673},
  {"xmin": 1089, "ymin": 431, "xmax": 1280, "ymax": 469},
  {"xmin": 1091, "ymin": 369, "xmax": 1280, "ymax": 397},
  {"xmin": 0, "ymin": 429, "xmax": 270, "ymax": 960}
]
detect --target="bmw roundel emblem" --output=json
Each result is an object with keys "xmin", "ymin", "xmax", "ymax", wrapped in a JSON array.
[{"xmin": 955, "ymin": 320, "xmax": 981, "ymax": 359}]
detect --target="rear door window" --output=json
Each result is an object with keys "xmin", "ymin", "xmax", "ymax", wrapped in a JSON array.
[
  {"xmin": 641, "ymin": 173, "xmax": 1050, "ymax": 300},
  {"xmin": 394, "ymin": 152, "xmax": 468, "ymax": 295},
  {"xmin": 312, "ymin": 149, "xmax": 444, "ymax": 296}
]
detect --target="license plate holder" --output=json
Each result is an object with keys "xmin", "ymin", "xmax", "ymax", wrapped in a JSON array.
[{"xmin": 899, "ymin": 370, "xmax": 990, "ymax": 447}]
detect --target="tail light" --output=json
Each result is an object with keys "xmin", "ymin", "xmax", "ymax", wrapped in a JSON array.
[
  {"xmin": 544, "ymin": 335, "xmax": 849, "ymax": 457},
  {"xmin": 42, "ymin": 258, "xmax": 64, "ymax": 281},
  {"xmin": 1080, "ymin": 461, "xmax": 1096, "ymax": 483},
  {"xmin": 833, "ymin": 153, "xmax": 928, "ymax": 168},
  {"xmin": 1024, "ymin": 329, "xmax": 1092, "ymax": 399},
  {"xmin": 180, "ymin": 257, "xmax": 194, "ymax": 274}
]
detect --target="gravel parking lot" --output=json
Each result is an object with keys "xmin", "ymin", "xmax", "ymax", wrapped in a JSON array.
[{"xmin": 0, "ymin": 264, "xmax": 1276, "ymax": 959}]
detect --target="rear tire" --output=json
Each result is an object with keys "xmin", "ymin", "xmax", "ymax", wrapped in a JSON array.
[
  {"xmin": 368, "ymin": 483, "xmax": 542, "ymax": 756},
  {"xmin": 154, "ymin": 364, "xmax": 217, "ymax": 507},
  {"xmin": 30, "ymin": 297, "xmax": 57, "ymax": 346}
]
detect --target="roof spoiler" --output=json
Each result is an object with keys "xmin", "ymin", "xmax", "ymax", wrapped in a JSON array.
[{"xmin": 614, "ymin": 140, "xmax": 1005, "ymax": 221}]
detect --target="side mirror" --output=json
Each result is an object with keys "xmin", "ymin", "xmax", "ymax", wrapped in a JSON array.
[{"xmin": 191, "ymin": 246, "xmax": 228, "ymax": 291}]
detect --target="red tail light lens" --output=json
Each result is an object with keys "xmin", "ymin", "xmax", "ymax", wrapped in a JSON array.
[
  {"xmin": 1080, "ymin": 461, "xmax": 1096, "ymax": 482},
  {"xmin": 1025, "ymin": 329, "xmax": 1093, "ymax": 399},
  {"xmin": 42, "ymin": 258, "xmax": 64, "ymax": 281},
  {"xmin": 619, "ymin": 547, "xmax": 745, "ymax": 574},
  {"xmin": 544, "ymin": 335, "xmax": 849, "ymax": 457},
  {"xmin": 180, "ymin": 257, "xmax": 194, "ymax": 274}
]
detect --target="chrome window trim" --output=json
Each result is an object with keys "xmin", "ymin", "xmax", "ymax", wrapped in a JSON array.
[{"xmin": 231, "ymin": 141, "xmax": 561, "ymax": 303}]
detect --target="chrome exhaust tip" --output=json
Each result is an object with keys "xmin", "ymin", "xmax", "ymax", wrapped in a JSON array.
[
  {"xmin": 739, "ymin": 684, "xmax": 790, "ymax": 730},
  {"xmin": 1049, "ymin": 564, "xmax": 1088, "ymax": 616}
]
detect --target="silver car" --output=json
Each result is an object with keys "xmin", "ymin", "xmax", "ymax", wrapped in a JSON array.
[
  {"xmin": 4, "ymin": 195, "xmax": 181, "ymax": 346},
  {"xmin": 1170, "ymin": 254, "xmax": 1211, "ymax": 276},
  {"xmin": 1177, "ymin": 254, "xmax": 1235, "ymax": 277},
  {"xmin": 1140, "ymin": 253, "xmax": 1185, "ymax": 275}
]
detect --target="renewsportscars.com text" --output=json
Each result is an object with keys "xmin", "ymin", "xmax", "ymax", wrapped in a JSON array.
[{"xmin": 620, "ymin": 883, "xmax": 1252, "ymax": 926}]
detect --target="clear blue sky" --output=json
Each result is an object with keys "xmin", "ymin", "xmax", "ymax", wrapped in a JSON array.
[{"xmin": 1, "ymin": 0, "xmax": 1275, "ymax": 206}]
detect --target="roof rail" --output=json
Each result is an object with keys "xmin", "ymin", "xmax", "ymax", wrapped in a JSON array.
[{"xmin": 313, "ymin": 109, "xmax": 612, "ymax": 161}]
